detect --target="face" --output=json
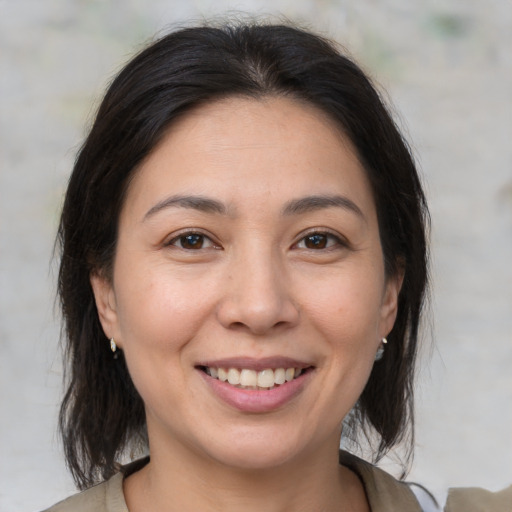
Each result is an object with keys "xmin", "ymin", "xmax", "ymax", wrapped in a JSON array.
[{"xmin": 92, "ymin": 96, "xmax": 401, "ymax": 470}]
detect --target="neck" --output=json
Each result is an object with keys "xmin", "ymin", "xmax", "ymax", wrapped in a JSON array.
[{"xmin": 124, "ymin": 433, "xmax": 368, "ymax": 512}]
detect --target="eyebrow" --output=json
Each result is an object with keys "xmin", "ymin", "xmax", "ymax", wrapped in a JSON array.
[
  {"xmin": 143, "ymin": 193, "xmax": 365, "ymax": 221},
  {"xmin": 282, "ymin": 194, "xmax": 365, "ymax": 219},
  {"xmin": 143, "ymin": 194, "xmax": 228, "ymax": 220}
]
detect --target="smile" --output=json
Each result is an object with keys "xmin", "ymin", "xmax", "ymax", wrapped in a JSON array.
[
  {"xmin": 202, "ymin": 366, "xmax": 304, "ymax": 390},
  {"xmin": 196, "ymin": 357, "xmax": 314, "ymax": 412}
]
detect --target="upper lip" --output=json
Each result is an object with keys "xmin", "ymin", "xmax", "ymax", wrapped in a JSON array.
[{"xmin": 196, "ymin": 357, "xmax": 313, "ymax": 372}]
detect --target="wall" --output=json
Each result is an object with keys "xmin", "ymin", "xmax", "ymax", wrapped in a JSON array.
[{"xmin": 1, "ymin": 1, "xmax": 511, "ymax": 510}]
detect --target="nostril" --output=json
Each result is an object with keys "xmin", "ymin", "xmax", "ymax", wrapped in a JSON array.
[
  {"xmin": 229, "ymin": 321, "xmax": 248, "ymax": 331},
  {"xmin": 216, "ymin": 290, "xmax": 300, "ymax": 334}
]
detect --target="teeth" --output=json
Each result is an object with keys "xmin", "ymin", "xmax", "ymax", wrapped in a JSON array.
[
  {"xmin": 205, "ymin": 366, "xmax": 304, "ymax": 389},
  {"xmin": 227, "ymin": 368, "xmax": 240, "ymax": 385},
  {"xmin": 240, "ymin": 369, "xmax": 257, "ymax": 387},
  {"xmin": 217, "ymin": 368, "xmax": 228, "ymax": 382},
  {"xmin": 274, "ymin": 368, "xmax": 286, "ymax": 385},
  {"xmin": 257, "ymin": 369, "xmax": 275, "ymax": 388}
]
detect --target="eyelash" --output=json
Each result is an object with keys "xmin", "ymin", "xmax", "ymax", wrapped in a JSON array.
[
  {"xmin": 165, "ymin": 229, "xmax": 346, "ymax": 252},
  {"xmin": 293, "ymin": 230, "xmax": 346, "ymax": 251},
  {"xmin": 166, "ymin": 231, "xmax": 219, "ymax": 250}
]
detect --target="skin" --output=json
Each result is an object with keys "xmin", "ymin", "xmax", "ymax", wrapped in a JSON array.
[{"xmin": 91, "ymin": 96, "xmax": 402, "ymax": 511}]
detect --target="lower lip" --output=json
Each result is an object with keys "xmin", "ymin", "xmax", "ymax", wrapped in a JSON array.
[{"xmin": 198, "ymin": 369, "xmax": 312, "ymax": 413}]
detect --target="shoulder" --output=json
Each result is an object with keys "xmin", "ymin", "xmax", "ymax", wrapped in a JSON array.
[
  {"xmin": 41, "ymin": 457, "xmax": 148, "ymax": 512},
  {"xmin": 339, "ymin": 450, "xmax": 427, "ymax": 512},
  {"xmin": 444, "ymin": 484, "xmax": 512, "ymax": 512},
  {"xmin": 41, "ymin": 472, "xmax": 126, "ymax": 512}
]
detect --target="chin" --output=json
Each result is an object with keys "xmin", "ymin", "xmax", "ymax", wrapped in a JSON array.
[{"xmin": 200, "ymin": 425, "xmax": 306, "ymax": 471}]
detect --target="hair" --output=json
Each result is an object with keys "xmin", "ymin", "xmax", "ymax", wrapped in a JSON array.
[{"xmin": 57, "ymin": 20, "xmax": 429, "ymax": 490}]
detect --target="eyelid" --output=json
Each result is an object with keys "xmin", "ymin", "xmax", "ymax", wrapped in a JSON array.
[
  {"xmin": 292, "ymin": 228, "xmax": 348, "ymax": 250},
  {"xmin": 164, "ymin": 229, "xmax": 221, "ymax": 250}
]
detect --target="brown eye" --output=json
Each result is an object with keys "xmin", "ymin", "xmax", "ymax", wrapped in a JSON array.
[
  {"xmin": 296, "ymin": 232, "xmax": 341, "ymax": 250},
  {"xmin": 170, "ymin": 233, "xmax": 215, "ymax": 250},
  {"xmin": 180, "ymin": 234, "xmax": 204, "ymax": 249},
  {"xmin": 304, "ymin": 234, "xmax": 327, "ymax": 249}
]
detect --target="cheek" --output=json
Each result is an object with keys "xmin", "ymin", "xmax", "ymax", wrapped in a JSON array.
[
  {"xmin": 113, "ymin": 259, "xmax": 215, "ymax": 356},
  {"xmin": 301, "ymin": 270, "xmax": 384, "ymax": 343},
  {"xmin": 112, "ymin": 271, "xmax": 216, "ymax": 410}
]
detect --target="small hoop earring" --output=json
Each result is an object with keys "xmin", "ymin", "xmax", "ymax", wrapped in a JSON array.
[{"xmin": 375, "ymin": 337, "xmax": 387, "ymax": 362}]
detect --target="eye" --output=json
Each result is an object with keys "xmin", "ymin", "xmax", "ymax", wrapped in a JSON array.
[
  {"xmin": 295, "ymin": 232, "xmax": 343, "ymax": 250},
  {"xmin": 167, "ymin": 232, "xmax": 217, "ymax": 250}
]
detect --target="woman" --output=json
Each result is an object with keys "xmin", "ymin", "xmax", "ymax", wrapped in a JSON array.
[{"xmin": 47, "ymin": 21, "xmax": 432, "ymax": 511}]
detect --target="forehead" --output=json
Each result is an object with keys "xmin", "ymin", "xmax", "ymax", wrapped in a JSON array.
[{"xmin": 123, "ymin": 96, "xmax": 376, "ymax": 219}]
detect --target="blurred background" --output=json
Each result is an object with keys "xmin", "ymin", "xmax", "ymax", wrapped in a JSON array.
[{"xmin": 1, "ymin": 0, "xmax": 511, "ymax": 510}]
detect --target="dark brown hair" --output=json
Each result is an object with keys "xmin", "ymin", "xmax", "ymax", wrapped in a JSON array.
[{"xmin": 57, "ymin": 21, "xmax": 429, "ymax": 490}]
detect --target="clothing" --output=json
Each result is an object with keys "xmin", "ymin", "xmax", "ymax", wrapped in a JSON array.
[
  {"xmin": 42, "ymin": 452, "xmax": 512, "ymax": 512},
  {"xmin": 42, "ymin": 451, "xmax": 421, "ymax": 512},
  {"xmin": 444, "ymin": 485, "xmax": 512, "ymax": 512},
  {"xmin": 338, "ymin": 450, "xmax": 424, "ymax": 511}
]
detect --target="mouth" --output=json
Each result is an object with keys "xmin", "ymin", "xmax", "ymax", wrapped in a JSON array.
[
  {"xmin": 196, "ymin": 358, "xmax": 314, "ymax": 412},
  {"xmin": 198, "ymin": 365, "xmax": 310, "ymax": 390}
]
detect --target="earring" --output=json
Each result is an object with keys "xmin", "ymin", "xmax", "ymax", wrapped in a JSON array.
[
  {"xmin": 110, "ymin": 338, "xmax": 119, "ymax": 359},
  {"xmin": 375, "ymin": 337, "xmax": 387, "ymax": 361}
]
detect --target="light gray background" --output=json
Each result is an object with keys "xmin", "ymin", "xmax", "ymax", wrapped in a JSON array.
[{"xmin": 1, "ymin": 1, "xmax": 511, "ymax": 510}]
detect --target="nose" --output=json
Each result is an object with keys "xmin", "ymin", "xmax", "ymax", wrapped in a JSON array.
[{"xmin": 216, "ymin": 248, "xmax": 300, "ymax": 335}]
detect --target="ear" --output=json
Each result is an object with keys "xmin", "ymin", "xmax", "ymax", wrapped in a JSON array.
[
  {"xmin": 379, "ymin": 270, "xmax": 404, "ymax": 338},
  {"xmin": 90, "ymin": 271, "xmax": 122, "ymax": 347}
]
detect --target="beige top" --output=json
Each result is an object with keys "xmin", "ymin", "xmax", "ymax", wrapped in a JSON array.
[
  {"xmin": 444, "ymin": 485, "xmax": 512, "ymax": 512},
  {"xmin": 42, "ymin": 452, "xmax": 512, "ymax": 511},
  {"xmin": 43, "ymin": 452, "xmax": 421, "ymax": 512}
]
